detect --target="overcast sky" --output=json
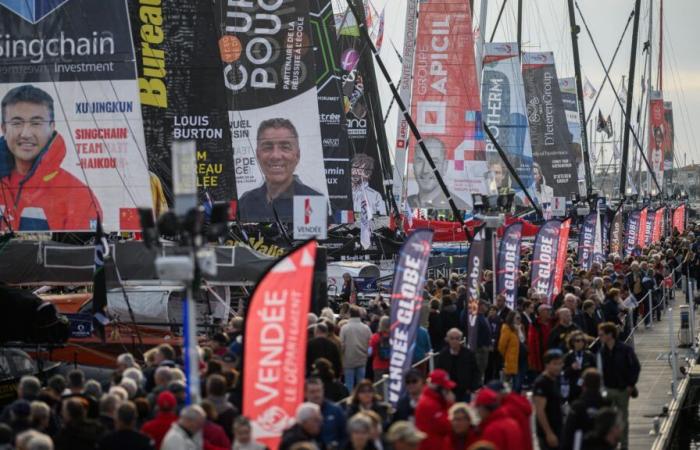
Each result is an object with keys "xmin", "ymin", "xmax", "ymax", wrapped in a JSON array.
[{"xmin": 367, "ymin": 0, "xmax": 700, "ymax": 183}]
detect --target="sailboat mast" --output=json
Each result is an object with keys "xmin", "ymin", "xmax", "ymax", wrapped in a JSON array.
[
  {"xmin": 619, "ymin": 0, "xmax": 643, "ymax": 198},
  {"xmin": 517, "ymin": 0, "xmax": 523, "ymax": 60},
  {"xmin": 566, "ymin": 0, "xmax": 593, "ymax": 197},
  {"xmin": 476, "ymin": 0, "xmax": 488, "ymax": 86},
  {"xmin": 647, "ymin": 0, "xmax": 654, "ymax": 193},
  {"xmin": 658, "ymin": 0, "xmax": 663, "ymax": 92}
]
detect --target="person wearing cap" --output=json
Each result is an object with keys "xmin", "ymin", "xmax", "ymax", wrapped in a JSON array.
[
  {"xmin": 486, "ymin": 381, "xmax": 533, "ymax": 450},
  {"xmin": 435, "ymin": 328, "xmax": 480, "ymax": 401},
  {"xmin": 141, "ymin": 391, "xmax": 178, "ymax": 449},
  {"xmin": 414, "ymin": 369, "xmax": 455, "ymax": 450},
  {"xmin": 533, "ymin": 349, "xmax": 565, "ymax": 450},
  {"xmin": 527, "ymin": 304, "xmax": 553, "ymax": 373},
  {"xmin": 8, "ymin": 400, "xmax": 31, "ymax": 436},
  {"xmin": 393, "ymin": 369, "xmax": 425, "ymax": 423},
  {"xmin": 473, "ymin": 388, "xmax": 522, "ymax": 450},
  {"xmin": 386, "ymin": 421, "xmax": 426, "ymax": 450}
]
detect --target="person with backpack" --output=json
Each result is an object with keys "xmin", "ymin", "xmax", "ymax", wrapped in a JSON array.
[{"xmin": 368, "ymin": 316, "xmax": 392, "ymax": 382}]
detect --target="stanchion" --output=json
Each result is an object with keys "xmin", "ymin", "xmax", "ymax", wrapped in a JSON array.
[
  {"xmin": 648, "ymin": 292, "xmax": 654, "ymax": 329},
  {"xmin": 669, "ymin": 307, "xmax": 678, "ymax": 400},
  {"xmin": 429, "ymin": 352, "xmax": 435, "ymax": 372},
  {"xmin": 381, "ymin": 374, "xmax": 389, "ymax": 400},
  {"xmin": 691, "ymin": 280, "xmax": 697, "ymax": 354}
]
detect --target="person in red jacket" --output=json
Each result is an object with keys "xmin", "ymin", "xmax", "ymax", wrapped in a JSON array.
[
  {"xmin": 474, "ymin": 388, "xmax": 524, "ymax": 450},
  {"xmin": 0, "ymin": 84, "xmax": 102, "ymax": 231},
  {"xmin": 200, "ymin": 400, "xmax": 231, "ymax": 450},
  {"xmin": 414, "ymin": 369, "xmax": 456, "ymax": 450},
  {"xmin": 485, "ymin": 381, "xmax": 534, "ymax": 450},
  {"xmin": 141, "ymin": 391, "xmax": 178, "ymax": 449},
  {"xmin": 527, "ymin": 304, "xmax": 553, "ymax": 372}
]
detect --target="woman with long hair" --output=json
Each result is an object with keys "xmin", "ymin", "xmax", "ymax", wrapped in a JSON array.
[
  {"xmin": 346, "ymin": 380, "xmax": 391, "ymax": 428},
  {"xmin": 498, "ymin": 311, "xmax": 527, "ymax": 392}
]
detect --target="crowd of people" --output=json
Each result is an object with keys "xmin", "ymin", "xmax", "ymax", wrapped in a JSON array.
[{"xmin": 0, "ymin": 223, "xmax": 698, "ymax": 450}]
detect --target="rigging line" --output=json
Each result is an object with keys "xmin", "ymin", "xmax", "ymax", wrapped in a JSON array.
[
  {"xmin": 583, "ymin": 8, "xmax": 635, "ymax": 125},
  {"xmin": 575, "ymin": 1, "xmax": 661, "ymax": 194},
  {"xmin": 344, "ymin": 0, "xmax": 473, "ymax": 241},
  {"xmin": 488, "ymin": 0, "xmax": 508, "ymax": 43},
  {"xmin": 663, "ymin": 20, "xmax": 699, "ymax": 164}
]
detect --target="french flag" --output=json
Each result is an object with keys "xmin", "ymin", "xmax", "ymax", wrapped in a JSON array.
[{"xmin": 334, "ymin": 210, "xmax": 355, "ymax": 224}]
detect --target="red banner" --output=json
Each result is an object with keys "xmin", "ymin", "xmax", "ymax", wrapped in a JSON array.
[
  {"xmin": 553, "ymin": 219, "xmax": 571, "ymax": 299},
  {"xmin": 406, "ymin": 0, "xmax": 485, "ymax": 208},
  {"xmin": 649, "ymin": 91, "xmax": 666, "ymax": 185},
  {"xmin": 243, "ymin": 241, "xmax": 317, "ymax": 449},
  {"xmin": 638, "ymin": 208, "xmax": 648, "ymax": 248},
  {"xmin": 652, "ymin": 208, "xmax": 664, "ymax": 243},
  {"xmin": 673, "ymin": 204, "xmax": 686, "ymax": 233}
]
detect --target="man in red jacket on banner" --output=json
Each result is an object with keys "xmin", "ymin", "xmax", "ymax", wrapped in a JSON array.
[{"xmin": 0, "ymin": 85, "xmax": 101, "ymax": 231}]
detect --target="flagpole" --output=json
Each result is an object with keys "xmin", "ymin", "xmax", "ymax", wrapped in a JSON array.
[
  {"xmin": 619, "ymin": 0, "xmax": 643, "ymax": 198},
  {"xmin": 476, "ymin": 0, "xmax": 488, "ymax": 87}
]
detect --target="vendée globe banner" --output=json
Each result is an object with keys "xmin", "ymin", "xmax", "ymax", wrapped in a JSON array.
[
  {"xmin": 243, "ymin": 240, "xmax": 317, "ymax": 450},
  {"xmin": 216, "ymin": 0, "xmax": 329, "ymax": 223},
  {"xmin": 625, "ymin": 209, "xmax": 641, "ymax": 257},
  {"xmin": 644, "ymin": 208, "xmax": 655, "ymax": 247},
  {"xmin": 532, "ymin": 219, "xmax": 570, "ymax": 303},
  {"xmin": 481, "ymin": 43, "xmax": 533, "ymax": 202},
  {"xmin": 0, "ymin": 0, "xmax": 151, "ymax": 232},
  {"xmin": 673, "ymin": 204, "xmax": 686, "ymax": 233},
  {"xmin": 387, "ymin": 229, "xmax": 433, "ymax": 407},
  {"xmin": 578, "ymin": 212, "xmax": 597, "ymax": 271},
  {"xmin": 496, "ymin": 222, "xmax": 523, "ymax": 310},
  {"xmin": 638, "ymin": 207, "xmax": 648, "ymax": 249},
  {"xmin": 610, "ymin": 208, "xmax": 623, "ymax": 256}
]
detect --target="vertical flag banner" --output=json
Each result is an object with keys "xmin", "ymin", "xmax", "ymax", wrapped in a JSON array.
[
  {"xmin": 532, "ymin": 219, "xmax": 569, "ymax": 303},
  {"xmin": 638, "ymin": 207, "xmax": 648, "ymax": 248},
  {"xmin": 393, "ymin": 0, "xmax": 419, "ymax": 195},
  {"xmin": 406, "ymin": 0, "xmax": 485, "ymax": 209},
  {"xmin": 482, "ymin": 43, "xmax": 534, "ymax": 203},
  {"xmin": 217, "ymin": 0, "xmax": 329, "ymax": 223},
  {"xmin": 559, "ymin": 77, "xmax": 586, "ymax": 188},
  {"xmin": 625, "ymin": 210, "xmax": 641, "ymax": 257},
  {"xmin": 243, "ymin": 240, "xmax": 318, "ymax": 450},
  {"xmin": 91, "ymin": 218, "xmax": 109, "ymax": 341},
  {"xmin": 387, "ymin": 229, "xmax": 434, "ymax": 407},
  {"xmin": 130, "ymin": 0, "xmax": 236, "ymax": 214},
  {"xmin": 0, "ymin": 0, "xmax": 152, "ymax": 232},
  {"xmin": 496, "ymin": 223, "xmax": 523, "ymax": 310},
  {"xmin": 465, "ymin": 225, "xmax": 487, "ymax": 350},
  {"xmin": 649, "ymin": 91, "xmax": 666, "ymax": 187},
  {"xmin": 663, "ymin": 102, "xmax": 675, "ymax": 181},
  {"xmin": 553, "ymin": 219, "xmax": 571, "ymax": 298},
  {"xmin": 610, "ymin": 208, "xmax": 623, "ymax": 255},
  {"xmin": 310, "ymin": 0, "xmax": 353, "ymax": 218},
  {"xmin": 652, "ymin": 207, "xmax": 664, "ymax": 243},
  {"xmin": 578, "ymin": 212, "xmax": 597, "ymax": 271},
  {"xmin": 522, "ymin": 52, "xmax": 581, "ymax": 201},
  {"xmin": 336, "ymin": 8, "xmax": 388, "ymax": 217},
  {"xmin": 593, "ymin": 210, "xmax": 605, "ymax": 266},
  {"xmin": 673, "ymin": 204, "xmax": 686, "ymax": 233},
  {"xmin": 644, "ymin": 208, "xmax": 655, "ymax": 247}
]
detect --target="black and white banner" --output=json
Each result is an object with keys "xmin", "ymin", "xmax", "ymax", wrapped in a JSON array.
[
  {"xmin": 465, "ymin": 225, "xmax": 486, "ymax": 350},
  {"xmin": 496, "ymin": 223, "xmax": 523, "ymax": 310}
]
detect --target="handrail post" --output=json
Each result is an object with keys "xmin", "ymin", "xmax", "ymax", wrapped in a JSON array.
[
  {"xmin": 647, "ymin": 291, "xmax": 653, "ymax": 329},
  {"xmin": 381, "ymin": 374, "xmax": 389, "ymax": 400},
  {"xmin": 669, "ymin": 306, "xmax": 678, "ymax": 400},
  {"xmin": 429, "ymin": 352, "xmax": 435, "ymax": 372},
  {"xmin": 691, "ymin": 279, "xmax": 697, "ymax": 355}
]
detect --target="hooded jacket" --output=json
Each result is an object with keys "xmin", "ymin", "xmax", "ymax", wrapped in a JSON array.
[
  {"xmin": 415, "ymin": 387, "xmax": 452, "ymax": 450},
  {"xmin": 0, "ymin": 133, "xmax": 102, "ymax": 231},
  {"xmin": 479, "ymin": 406, "xmax": 524, "ymax": 450}
]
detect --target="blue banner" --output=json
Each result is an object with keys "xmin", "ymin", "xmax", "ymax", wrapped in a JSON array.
[
  {"xmin": 578, "ymin": 212, "xmax": 597, "ymax": 270},
  {"xmin": 465, "ymin": 225, "xmax": 487, "ymax": 351},
  {"xmin": 625, "ymin": 210, "xmax": 642, "ymax": 257},
  {"xmin": 387, "ymin": 229, "xmax": 433, "ymax": 407},
  {"xmin": 645, "ymin": 209, "xmax": 655, "ymax": 247},
  {"xmin": 496, "ymin": 223, "xmax": 523, "ymax": 310},
  {"xmin": 532, "ymin": 220, "xmax": 565, "ymax": 302}
]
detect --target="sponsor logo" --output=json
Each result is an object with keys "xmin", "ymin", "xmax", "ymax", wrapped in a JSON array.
[
  {"xmin": 341, "ymin": 49, "xmax": 360, "ymax": 71},
  {"xmin": 495, "ymin": 44, "xmax": 512, "ymax": 54},
  {"xmin": 322, "ymin": 138, "xmax": 340, "ymax": 146},
  {"xmin": 304, "ymin": 198, "xmax": 312, "ymax": 225},
  {"xmin": 256, "ymin": 406, "xmax": 291, "ymax": 434},
  {"xmin": 0, "ymin": 0, "xmax": 69, "ymax": 24},
  {"xmin": 527, "ymin": 97, "xmax": 542, "ymax": 124},
  {"xmin": 320, "ymin": 113, "xmax": 341, "ymax": 124}
]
